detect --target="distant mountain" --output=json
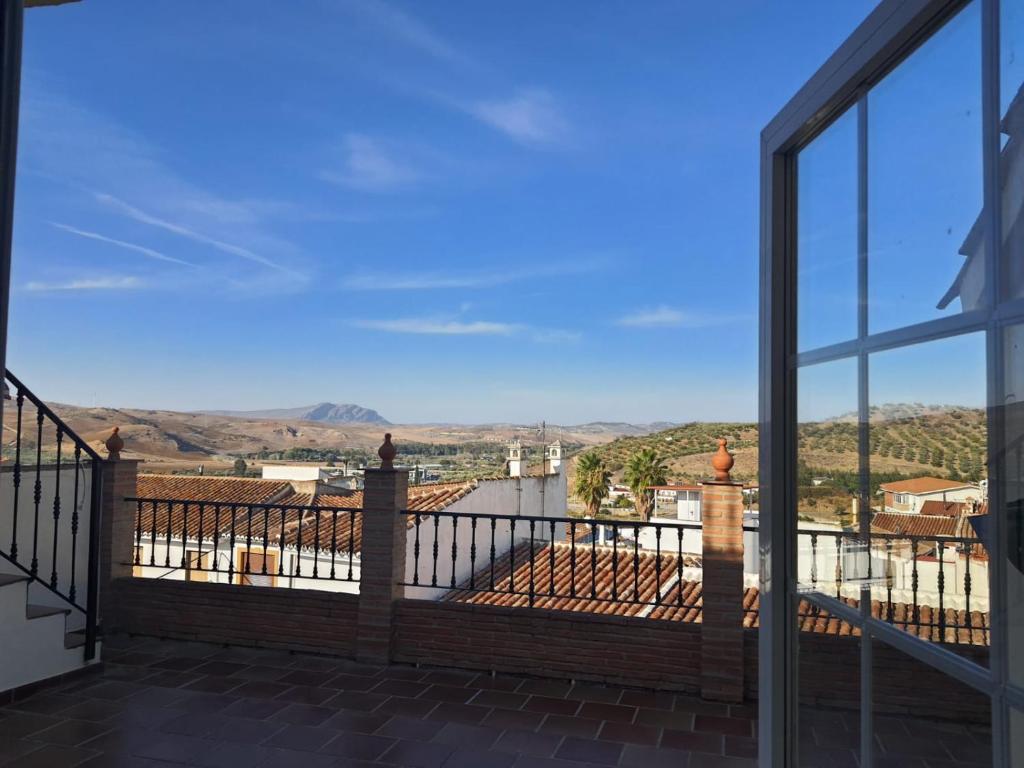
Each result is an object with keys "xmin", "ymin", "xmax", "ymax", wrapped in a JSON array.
[{"xmin": 201, "ymin": 402, "xmax": 391, "ymax": 425}]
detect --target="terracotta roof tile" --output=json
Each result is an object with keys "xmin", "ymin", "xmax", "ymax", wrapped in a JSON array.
[
  {"xmin": 444, "ymin": 542, "xmax": 989, "ymax": 646},
  {"xmin": 918, "ymin": 500, "xmax": 971, "ymax": 517},
  {"xmin": 871, "ymin": 512, "xmax": 961, "ymax": 538}
]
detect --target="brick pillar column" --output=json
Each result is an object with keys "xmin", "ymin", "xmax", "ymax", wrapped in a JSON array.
[
  {"xmin": 700, "ymin": 439, "xmax": 745, "ymax": 702},
  {"xmin": 95, "ymin": 429, "xmax": 139, "ymax": 641},
  {"xmin": 356, "ymin": 434, "xmax": 409, "ymax": 665}
]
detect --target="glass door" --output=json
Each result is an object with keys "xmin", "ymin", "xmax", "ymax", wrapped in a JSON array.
[{"xmin": 761, "ymin": 0, "xmax": 1024, "ymax": 764}]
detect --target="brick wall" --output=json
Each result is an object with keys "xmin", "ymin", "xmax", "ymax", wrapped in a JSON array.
[
  {"xmin": 392, "ymin": 599, "xmax": 702, "ymax": 692},
  {"xmin": 742, "ymin": 629, "xmax": 990, "ymax": 723},
  {"xmin": 108, "ymin": 578, "xmax": 359, "ymax": 657}
]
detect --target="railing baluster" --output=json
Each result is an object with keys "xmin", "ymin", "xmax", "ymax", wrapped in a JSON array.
[
  {"xmin": 228, "ymin": 504, "xmax": 237, "ymax": 582},
  {"xmin": 330, "ymin": 510, "xmax": 337, "ymax": 580},
  {"xmin": 509, "ymin": 519, "xmax": 516, "ymax": 594},
  {"xmin": 149, "ymin": 502, "xmax": 157, "ymax": 566},
  {"xmin": 450, "ymin": 515, "xmax": 459, "ymax": 590},
  {"xmin": 528, "ymin": 519, "xmax": 535, "ymax": 607},
  {"xmin": 611, "ymin": 522, "xmax": 619, "ymax": 601},
  {"xmin": 489, "ymin": 517, "xmax": 496, "ymax": 590},
  {"xmin": 810, "ymin": 532, "xmax": 818, "ymax": 588},
  {"xmin": 164, "ymin": 502, "xmax": 172, "ymax": 568},
  {"xmin": 654, "ymin": 525, "xmax": 662, "ymax": 604},
  {"xmin": 278, "ymin": 509, "xmax": 285, "ymax": 579},
  {"xmin": 278, "ymin": 507, "xmax": 286, "ymax": 577},
  {"xmin": 964, "ymin": 546, "xmax": 973, "ymax": 635},
  {"xmin": 9, "ymin": 389, "xmax": 23, "ymax": 560},
  {"xmin": 591, "ymin": 523, "xmax": 597, "ymax": 599},
  {"xmin": 469, "ymin": 516, "xmax": 477, "ymax": 590},
  {"xmin": 412, "ymin": 514, "xmax": 421, "ymax": 586},
  {"xmin": 312, "ymin": 509, "xmax": 320, "ymax": 578},
  {"xmin": 834, "ymin": 535, "xmax": 842, "ymax": 599},
  {"xmin": 181, "ymin": 501, "xmax": 189, "ymax": 569},
  {"xmin": 676, "ymin": 529, "xmax": 683, "ymax": 607},
  {"xmin": 632, "ymin": 524, "xmax": 640, "ymax": 602},
  {"xmin": 937, "ymin": 539, "xmax": 946, "ymax": 642},
  {"xmin": 49, "ymin": 427, "xmax": 63, "ymax": 588},
  {"xmin": 348, "ymin": 509, "xmax": 355, "ymax": 580},
  {"xmin": 212, "ymin": 504, "xmax": 221, "ymax": 573},
  {"xmin": 885, "ymin": 539, "xmax": 894, "ymax": 623},
  {"xmin": 431, "ymin": 514, "xmax": 440, "ymax": 587},
  {"xmin": 197, "ymin": 502, "xmax": 206, "ymax": 576},
  {"xmin": 30, "ymin": 407, "xmax": 43, "ymax": 575},
  {"xmin": 569, "ymin": 521, "xmax": 577, "ymax": 598},
  {"xmin": 912, "ymin": 544, "xmax": 920, "ymax": 628},
  {"xmin": 295, "ymin": 508, "xmax": 303, "ymax": 577},
  {"xmin": 68, "ymin": 445, "xmax": 82, "ymax": 601},
  {"xmin": 549, "ymin": 520, "xmax": 556, "ymax": 597},
  {"xmin": 263, "ymin": 508, "xmax": 271, "ymax": 576}
]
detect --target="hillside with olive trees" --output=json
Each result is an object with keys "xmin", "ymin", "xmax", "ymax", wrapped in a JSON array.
[{"xmin": 580, "ymin": 405, "xmax": 987, "ymax": 487}]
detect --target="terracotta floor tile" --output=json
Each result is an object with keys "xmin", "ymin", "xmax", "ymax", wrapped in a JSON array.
[{"xmin": 554, "ymin": 735, "xmax": 623, "ymax": 765}]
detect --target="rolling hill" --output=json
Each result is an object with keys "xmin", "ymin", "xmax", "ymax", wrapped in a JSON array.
[{"xmin": 581, "ymin": 405, "xmax": 987, "ymax": 485}]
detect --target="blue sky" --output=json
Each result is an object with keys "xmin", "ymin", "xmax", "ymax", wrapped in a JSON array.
[{"xmin": 8, "ymin": 0, "xmax": 877, "ymax": 424}]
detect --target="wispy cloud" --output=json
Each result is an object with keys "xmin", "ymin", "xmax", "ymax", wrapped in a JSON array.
[
  {"xmin": 532, "ymin": 328, "xmax": 581, "ymax": 344},
  {"xmin": 320, "ymin": 134, "xmax": 420, "ymax": 192},
  {"xmin": 335, "ymin": 0, "xmax": 474, "ymax": 68},
  {"xmin": 616, "ymin": 306, "xmax": 721, "ymax": 329},
  {"xmin": 343, "ymin": 261, "xmax": 603, "ymax": 291},
  {"xmin": 25, "ymin": 276, "xmax": 143, "ymax": 292},
  {"xmin": 50, "ymin": 222, "xmax": 195, "ymax": 267},
  {"xmin": 94, "ymin": 193, "xmax": 301, "ymax": 276},
  {"xmin": 353, "ymin": 317, "xmax": 521, "ymax": 336},
  {"xmin": 465, "ymin": 89, "xmax": 570, "ymax": 146}
]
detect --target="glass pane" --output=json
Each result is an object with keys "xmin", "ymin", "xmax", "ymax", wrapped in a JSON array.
[
  {"xmin": 1004, "ymin": 325, "xmax": 1024, "ymax": 689},
  {"xmin": 797, "ymin": 630, "xmax": 861, "ymax": 767},
  {"xmin": 797, "ymin": 358, "xmax": 859, "ymax": 597},
  {"xmin": 797, "ymin": 108, "xmax": 858, "ymax": 352},
  {"xmin": 867, "ymin": 1, "xmax": 983, "ymax": 332},
  {"xmin": 869, "ymin": 333, "xmax": 989, "ymax": 659},
  {"xmin": 1012, "ymin": 707, "xmax": 1024, "ymax": 766},
  {"xmin": 1004, "ymin": 0, "xmax": 1024, "ymax": 695}
]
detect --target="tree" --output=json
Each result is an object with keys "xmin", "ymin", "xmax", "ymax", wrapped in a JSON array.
[
  {"xmin": 233, "ymin": 458, "xmax": 248, "ymax": 476},
  {"xmin": 572, "ymin": 453, "xmax": 611, "ymax": 517},
  {"xmin": 623, "ymin": 448, "xmax": 668, "ymax": 520}
]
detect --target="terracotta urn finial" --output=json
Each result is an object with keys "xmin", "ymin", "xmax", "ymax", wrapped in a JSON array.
[
  {"xmin": 711, "ymin": 438, "xmax": 734, "ymax": 482},
  {"xmin": 378, "ymin": 433, "xmax": 397, "ymax": 470},
  {"xmin": 105, "ymin": 427, "xmax": 124, "ymax": 461}
]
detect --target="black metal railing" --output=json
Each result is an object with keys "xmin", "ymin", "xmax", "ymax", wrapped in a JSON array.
[
  {"xmin": 125, "ymin": 497, "xmax": 362, "ymax": 585},
  {"xmin": 400, "ymin": 510, "xmax": 705, "ymax": 615},
  {"xmin": 796, "ymin": 527, "xmax": 988, "ymax": 644},
  {"xmin": 2, "ymin": 370, "xmax": 103, "ymax": 659}
]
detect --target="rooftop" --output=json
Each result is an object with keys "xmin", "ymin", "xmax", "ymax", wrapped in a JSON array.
[{"xmin": 878, "ymin": 477, "xmax": 976, "ymax": 495}]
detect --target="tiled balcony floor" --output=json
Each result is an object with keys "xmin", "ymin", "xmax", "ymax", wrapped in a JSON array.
[{"xmin": 0, "ymin": 635, "xmax": 991, "ymax": 768}]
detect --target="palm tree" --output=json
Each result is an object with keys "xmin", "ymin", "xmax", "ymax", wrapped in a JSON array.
[
  {"xmin": 623, "ymin": 448, "xmax": 668, "ymax": 520},
  {"xmin": 572, "ymin": 453, "xmax": 611, "ymax": 517}
]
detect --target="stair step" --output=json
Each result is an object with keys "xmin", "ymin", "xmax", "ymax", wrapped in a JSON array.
[
  {"xmin": 0, "ymin": 573, "xmax": 30, "ymax": 588},
  {"xmin": 26, "ymin": 603, "xmax": 71, "ymax": 620},
  {"xmin": 64, "ymin": 631, "xmax": 86, "ymax": 649}
]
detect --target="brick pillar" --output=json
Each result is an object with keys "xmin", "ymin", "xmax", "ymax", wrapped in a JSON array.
[
  {"xmin": 700, "ymin": 479, "xmax": 745, "ymax": 702},
  {"xmin": 355, "ymin": 447, "xmax": 409, "ymax": 664},
  {"xmin": 98, "ymin": 450, "xmax": 139, "ymax": 592}
]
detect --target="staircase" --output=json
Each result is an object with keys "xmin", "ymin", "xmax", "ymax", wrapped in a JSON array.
[
  {"xmin": 0, "ymin": 569, "xmax": 97, "ymax": 691},
  {"xmin": 1, "ymin": 370, "xmax": 102, "ymax": 693}
]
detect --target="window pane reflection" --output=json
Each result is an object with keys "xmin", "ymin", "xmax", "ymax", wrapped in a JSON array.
[
  {"xmin": 869, "ymin": 334, "xmax": 988, "ymax": 652},
  {"xmin": 868, "ymin": 2, "xmax": 983, "ymax": 331},
  {"xmin": 797, "ymin": 108, "xmax": 858, "ymax": 352},
  {"xmin": 797, "ymin": 358, "xmax": 859, "ymax": 597}
]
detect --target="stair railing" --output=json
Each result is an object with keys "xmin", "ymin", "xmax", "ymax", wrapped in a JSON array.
[{"xmin": 2, "ymin": 369, "xmax": 102, "ymax": 660}]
